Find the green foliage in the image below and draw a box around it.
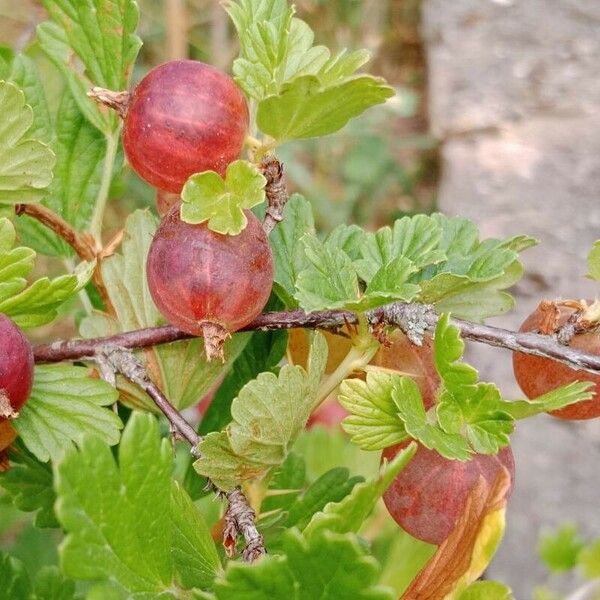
[270,194,315,307]
[0,81,54,205]
[12,365,122,463]
[587,240,600,281]
[207,528,393,599]
[38,0,141,133]
[0,441,58,528]
[225,0,393,142]
[538,524,585,572]
[194,333,327,490]
[55,413,220,597]
[0,218,93,328]
[288,213,535,319]
[457,581,514,599]
[303,443,416,538]
[181,161,267,235]
[579,539,600,579]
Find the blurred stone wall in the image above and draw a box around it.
[422,0,600,596]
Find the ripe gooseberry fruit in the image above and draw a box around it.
[146,204,273,359]
[123,60,249,193]
[0,314,34,420]
[382,442,514,545]
[513,302,600,420]
[373,331,440,410]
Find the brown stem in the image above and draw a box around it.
[32,302,600,376]
[99,346,265,560]
[15,203,116,315]
[15,203,95,261]
[261,156,288,236]
[88,87,130,119]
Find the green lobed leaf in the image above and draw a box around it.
[304,443,417,539]
[294,233,360,311]
[587,240,600,281]
[55,412,220,595]
[38,0,141,133]
[257,74,395,142]
[285,467,363,530]
[499,381,595,420]
[457,581,514,600]
[194,332,328,491]
[208,528,394,600]
[0,217,94,328]
[339,372,409,451]
[12,365,122,463]
[81,210,248,412]
[0,81,54,204]
[360,256,420,310]
[270,193,315,307]
[0,440,58,527]
[181,161,267,235]
[33,566,80,600]
[433,315,513,455]
[0,552,32,600]
[262,451,306,514]
[538,524,585,573]
[170,482,222,590]
[18,88,106,257]
[578,538,600,579]
[392,376,472,460]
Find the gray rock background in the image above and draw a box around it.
[421,0,600,596]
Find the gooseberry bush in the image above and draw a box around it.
[1,1,600,599]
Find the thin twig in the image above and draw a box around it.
[14,203,116,315]
[32,302,600,376]
[97,346,266,560]
[261,156,288,235]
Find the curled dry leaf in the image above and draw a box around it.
[401,466,511,600]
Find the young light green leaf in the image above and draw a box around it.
[361,256,420,309]
[257,74,395,142]
[17,89,106,257]
[0,440,58,527]
[434,315,513,455]
[339,372,409,451]
[56,412,220,595]
[499,381,595,420]
[38,0,141,132]
[457,581,514,600]
[0,259,95,329]
[392,377,472,460]
[195,333,328,491]
[324,224,366,261]
[587,240,600,282]
[538,524,584,572]
[294,233,360,311]
[0,81,54,203]
[285,468,363,530]
[12,365,122,463]
[270,194,315,307]
[304,443,417,538]
[579,538,600,579]
[208,529,394,600]
[181,161,267,235]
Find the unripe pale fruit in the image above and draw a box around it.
[373,331,439,410]
[0,314,34,419]
[146,204,273,338]
[513,305,600,420]
[123,60,249,193]
[382,442,514,545]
